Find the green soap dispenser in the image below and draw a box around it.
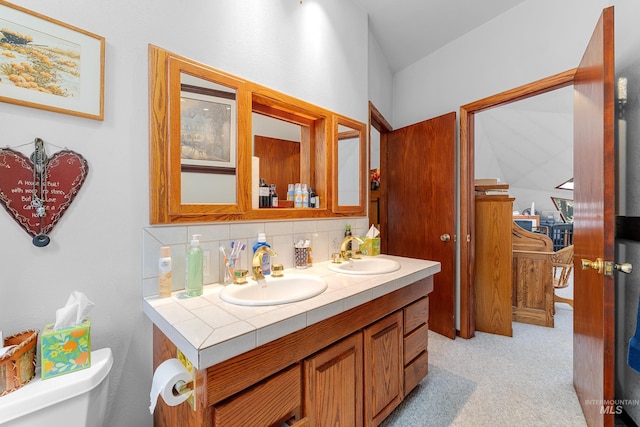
[185,234,203,297]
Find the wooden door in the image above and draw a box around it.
[254,135,300,199]
[304,333,363,427]
[386,112,456,339]
[573,7,615,426]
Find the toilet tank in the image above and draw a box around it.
[0,348,113,427]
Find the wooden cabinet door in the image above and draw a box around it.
[363,312,403,427]
[304,333,363,427]
[474,195,514,337]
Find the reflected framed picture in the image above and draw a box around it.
[0,1,105,120]
[551,197,574,223]
[180,84,236,174]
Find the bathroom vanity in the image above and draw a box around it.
[144,255,439,426]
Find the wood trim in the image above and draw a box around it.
[458,69,576,339]
[368,102,392,253]
[332,114,367,215]
[369,101,392,133]
[149,44,366,224]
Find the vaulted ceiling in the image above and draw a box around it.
[352,0,573,212]
[351,0,528,73]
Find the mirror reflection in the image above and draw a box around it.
[337,123,361,206]
[180,73,237,204]
[252,113,302,208]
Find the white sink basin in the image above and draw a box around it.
[328,257,400,275]
[219,274,327,306]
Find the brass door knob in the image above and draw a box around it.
[612,262,633,274]
[582,258,633,276]
[440,234,451,242]
[581,258,604,274]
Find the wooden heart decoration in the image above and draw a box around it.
[0,147,89,240]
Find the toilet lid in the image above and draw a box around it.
[0,348,113,424]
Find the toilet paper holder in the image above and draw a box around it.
[172,379,193,396]
[177,349,196,410]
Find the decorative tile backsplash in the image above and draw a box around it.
[142,217,369,297]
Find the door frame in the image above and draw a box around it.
[458,69,576,338]
[368,101,393,252]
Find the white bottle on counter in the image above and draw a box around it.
[158,246,172,298]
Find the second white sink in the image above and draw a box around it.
[328,257,400,275]
[219,274,327,306]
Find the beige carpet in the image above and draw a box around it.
[381,303,585,427]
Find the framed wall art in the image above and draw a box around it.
[0,1,105,120]
[180,83,237,174]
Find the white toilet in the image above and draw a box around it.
[0,348,113,427]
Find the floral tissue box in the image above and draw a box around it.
[40,318,91,380]
[360,237,380,256]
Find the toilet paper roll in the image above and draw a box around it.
[149,358,193,414]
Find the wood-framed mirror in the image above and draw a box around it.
[250,91,329,217]
[149,44,366,224]
[333,115,366,215]
[149,45,249,223]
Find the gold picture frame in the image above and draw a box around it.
[0,1,105,120]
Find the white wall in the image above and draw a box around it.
[0,1,368,425]
[366,27,394,123]
[393,0,612,129]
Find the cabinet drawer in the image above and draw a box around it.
[214,364,301,427]
[403,350,428,396]
[404,297,428,334]
[404,323,428,365]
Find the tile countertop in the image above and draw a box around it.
[143,255,441,370]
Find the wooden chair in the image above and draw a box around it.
[552,244,574,307]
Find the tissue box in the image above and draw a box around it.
[40,319,91,380]
[360,237,380,256]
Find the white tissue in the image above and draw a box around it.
[366,225,380,238]
[53,291,95,330]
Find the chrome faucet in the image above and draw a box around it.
[340,235,365,261]
[252,246,277,280]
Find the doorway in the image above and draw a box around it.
[458,69,577,338]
